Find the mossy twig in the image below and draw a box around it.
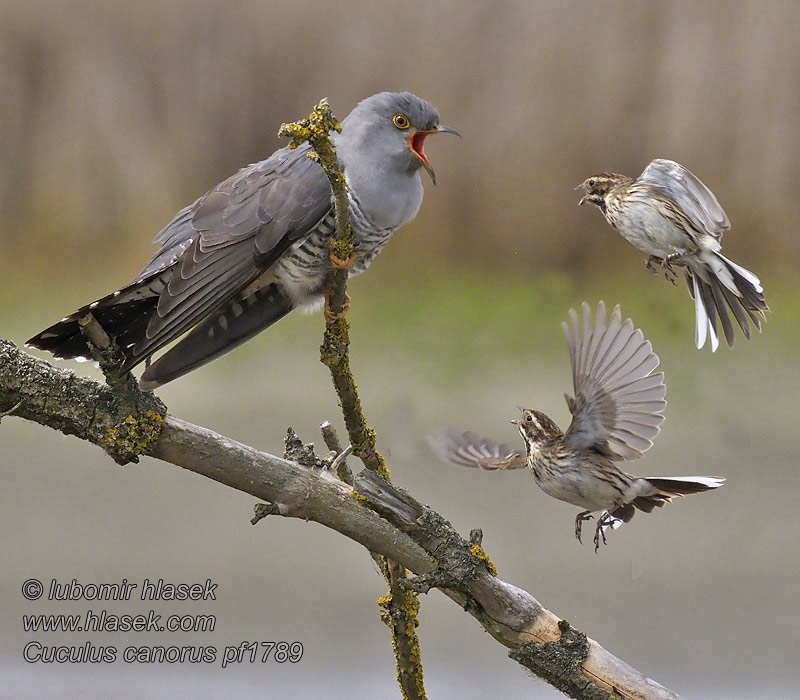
[279,100,386,477]
[280,99,424,699]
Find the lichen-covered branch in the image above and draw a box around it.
[279,100,386,476]
[279,100,423,700]
[354,470,679,700]
[0,339,679,699]
[0,338,165,465]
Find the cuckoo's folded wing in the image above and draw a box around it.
[127,143,332,366]
[28,144,331,372]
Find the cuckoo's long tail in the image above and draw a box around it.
[138,283,292,390]
[26,270,170,366]
[27,274,294,391]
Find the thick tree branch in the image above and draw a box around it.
[0,340,680,700]
[0,339,165,464]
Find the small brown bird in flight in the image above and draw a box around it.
[577,159,768,351]
[428,302,724,551]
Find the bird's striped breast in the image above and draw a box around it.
[272,190,398,302]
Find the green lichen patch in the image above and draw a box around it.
[100,410,163,465]
[378,578,425,700]
[277,99,346,189]
[469,543,498,576]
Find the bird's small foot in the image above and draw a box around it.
[574,511,594,544]
[663,262,678,285]
[323,291,352,323]
[645,257,660,276]
[329,250,357,270]
[593,512,619,552]
[593,521,608,553]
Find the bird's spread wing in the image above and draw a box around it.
[126,144,332,364]
[426,428,526,470]
[562,301,666,461]
[637,159,730,240]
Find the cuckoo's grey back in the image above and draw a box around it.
[28,92,457,390]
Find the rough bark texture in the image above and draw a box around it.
[1,338,679,700]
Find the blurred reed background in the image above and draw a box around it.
[1,2,798,699]
[2,0,800,280]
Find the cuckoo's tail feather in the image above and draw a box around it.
[686,253,768,351]
[138,283,293,391]
[26,271,169,364]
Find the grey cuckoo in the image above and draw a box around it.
[28,92,458,390]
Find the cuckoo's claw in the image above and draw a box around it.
[329,250,357,270]
[324,291,352,323]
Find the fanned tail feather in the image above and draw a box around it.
[686,252,768,350]
[607,475,724,529]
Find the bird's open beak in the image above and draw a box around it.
[575,183,588,206]
[511,405,529,424]
[409,124,460,186]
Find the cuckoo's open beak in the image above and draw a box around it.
[409,124,460,186]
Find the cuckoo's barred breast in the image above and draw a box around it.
[274,190,398,293]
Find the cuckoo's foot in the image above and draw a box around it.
[329,250,357,270]
[645,257,661,276]
[323,291,352,323]
[574,510,594,544]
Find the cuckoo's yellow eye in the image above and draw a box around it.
[392,113,410,129]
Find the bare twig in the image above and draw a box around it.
[77,312,149,407]
[251,502,281,525]
[0,399,23,424]
[320,421,354,484]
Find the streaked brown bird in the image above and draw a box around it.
[577,159,768,351]
[427,302,724,551]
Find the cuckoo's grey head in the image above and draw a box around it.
[337,91,459,186]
